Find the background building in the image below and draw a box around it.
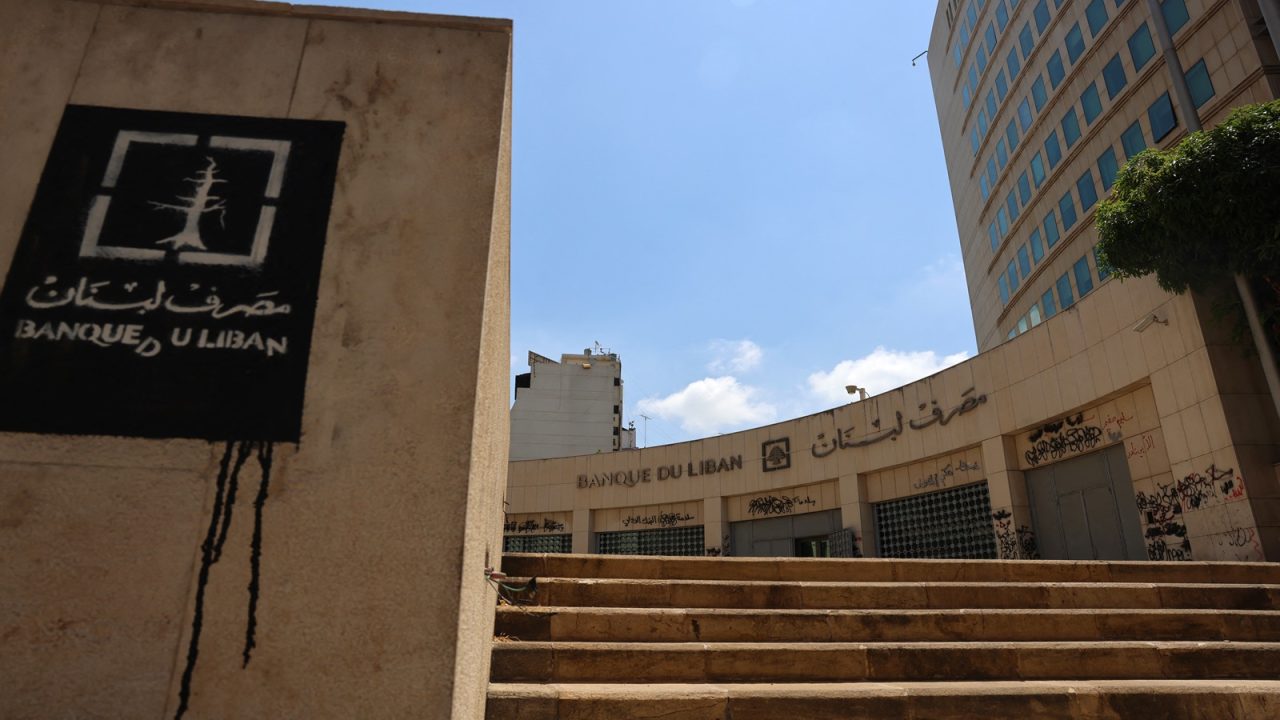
[510,346,634,462]
[504,0,1280,563]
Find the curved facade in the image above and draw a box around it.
[505,0,1280,562]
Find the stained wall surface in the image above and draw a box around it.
[0,1,511,718]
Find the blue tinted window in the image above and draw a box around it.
[1094,246,1112,280]
[960,22,971,49]
[968,2,979,26]
[1018,171,1031,205]
[1006,120,1020,151]
[1007,48,1021,79]
[999,274,1010,304]
[1018,98,1033,132]
[1081,83,1102,124]
[1162,0,1189,34]
[1047,50,1066,88]
[1030,228,1045,262]
[997,138,1009,168]
[1034,0,1051,33]
[1121,120,1146,158]
[1128,23,1156,70]
[953,45,964,68]
[1042,287,1058,318]
[1077,169,1099,210]
[1007,190,1020,221]
[986,22,998,53]
[1186,59,1215,108]
[1102,54,1127,99]
[963,84,973,109]
[1148,92,1177,140]
[1018,245,1031,277]
[998,206,1010,236]
[1056,272,1075,308]
[1065,24,1085,64]
[1044,131,1062,168]
[1061,108,1082,147]
[1059,191,1078,230]
[1044,209,1061,247]
[978,44,989,72]
[971,128,981,156]
[997,1,1010,31]
[989,222,1000,251]
[980,173,991,200]
[996,70,1009,101]
[987,157,998,185]
[1031,152,1046,186]
[1074,256,1094,296]
[986,91,998,119]
[969,63,980,91]
[1008,259,1020,291]
[1085,0,1108,37]
[1098,147,1119,190]
[1032,76,1048,111]
[1020,23,1034,58]
[978,108,990,136]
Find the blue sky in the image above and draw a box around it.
[308,0,977,445]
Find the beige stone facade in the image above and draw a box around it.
[507,0,1280,565]
[1,1,510,717]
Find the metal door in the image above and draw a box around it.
[1026,443,1145,560]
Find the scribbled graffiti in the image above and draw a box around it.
[1024,413,1104,467]
[623,512,694,528]
[504,518,566,534]
[747,494,817,517]
[913,460,981,491]
[1133,464,1248,561]
[992,508,1039,559]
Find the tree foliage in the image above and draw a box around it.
[1095,99,1280,295]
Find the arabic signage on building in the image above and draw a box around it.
[0,105,344,441]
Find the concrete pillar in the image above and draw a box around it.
[572,507,593,554]
[0,2,512,718]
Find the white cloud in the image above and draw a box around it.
[638,376,777,436]
[807,347,970,406]
[707,339,763,373]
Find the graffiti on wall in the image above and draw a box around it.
[810,387,988,459]
[1023,413,1105,467]
[992,508,1039,559]
[0,105,343,441]
[623,511,695,528]
[912,460,981,491]
[504,518,566,534]
[1134,464,1250,561]
[746,494,817,517]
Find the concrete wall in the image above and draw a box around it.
[0,1,510,717]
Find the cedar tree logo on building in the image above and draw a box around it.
[80,130,292,267]
[761,437,791,472]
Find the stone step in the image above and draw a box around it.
[503,553,1280,585]
[490,641,1280,684]
[496,606,1280,643]
[519,578,1280,610]
[486,680,1280,720]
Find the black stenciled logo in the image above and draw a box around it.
[761,437,791,472]
[0,105,345,441]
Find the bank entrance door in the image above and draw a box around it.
[1026,444,1145,560]
[730,509,841,557]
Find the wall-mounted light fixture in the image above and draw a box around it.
[1133,314,1168,333]
[846,385,868,401]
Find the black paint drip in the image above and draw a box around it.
[174,440,276,720]
[243,441,273,668]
